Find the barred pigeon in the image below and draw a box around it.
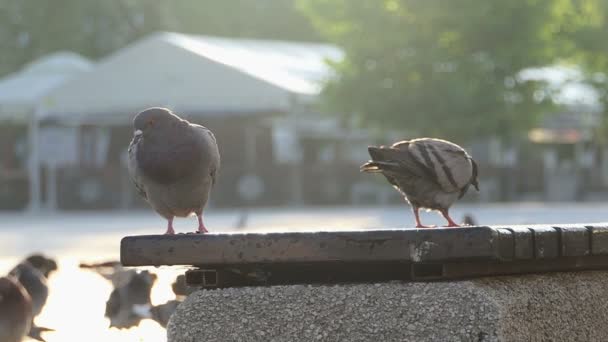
[128,107,220,234]
[0,276,32,342]
[150,300,181,328]
[9,256,57,342]
[25,254,57,279]
[104,270,157,329]
[10,261,54,341]
[361,138,479,228]
[10,262,48,321]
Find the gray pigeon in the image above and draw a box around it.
[361,138,479,228]
[10,262,48,319]
[171,274,194,298]
[105,270,157,329]
[10,261,54,341]
[128,107,221,234]
[79,260,135,288]
[24,254,57,279]
[0,276,32,342]
[150,299,181,328]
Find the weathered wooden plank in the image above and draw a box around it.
[588,225,608,255]
[554,226,590,257]
[506,227,534,260]
[528,226,559,259]
[121,226,501,266]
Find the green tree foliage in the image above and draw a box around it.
[298,0,577,141]
[553,0,608,145]
[0,0,320,76]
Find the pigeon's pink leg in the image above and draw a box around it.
[165,217,175,235]
[413,207,433,228]
[196,214,208,234]
[440,209,461,227]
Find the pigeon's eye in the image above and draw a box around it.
[147,120,155,127]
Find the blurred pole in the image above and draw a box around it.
[245,126,257,169]
[287,95,303,206]
[46,164,57,211]
[120,150,131,209]
[26,107,42,212]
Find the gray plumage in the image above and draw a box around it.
[105,270,157,329]
[128,107,220,234]
[9,262,48,318]
[150,300,181,328]
[361,138,479,228]
[25,254,57,279]
[171,274,195,298]
[79,260,135,288]
[0,276,32,342]
[8,261,55,341]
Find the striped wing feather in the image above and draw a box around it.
[367,142,439,185]
[406,138,473,193]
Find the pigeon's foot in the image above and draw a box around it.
[440,210,461,228]
[164,218,175,235]
[412,207,433,228]
[196,214,208,234]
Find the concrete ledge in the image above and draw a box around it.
[121,225,608,267]
[120,226,503,266]
[167,271,608,342]
[121,224,608,286]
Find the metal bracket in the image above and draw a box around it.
[186,269,219,288]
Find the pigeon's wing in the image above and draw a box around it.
[105,289,121,318]
[127,135,147,200]
[192,125,220,186]
[136,124,215,185]
[408,138,474,193]
[9,263,48,317]
[362,141,441,187]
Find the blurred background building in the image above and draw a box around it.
[0,32,377,210]
[1,31,608,211]
[2,1,608,211]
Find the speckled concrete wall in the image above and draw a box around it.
[168,271,608,342]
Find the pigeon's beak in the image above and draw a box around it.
[134,129,143,137]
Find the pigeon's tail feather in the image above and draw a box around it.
[79,261,121,269]
[360,160,401,173]
[360,161,382,173]
[367,146,385,161]
[362,146,406,173]
[367,146,405,161]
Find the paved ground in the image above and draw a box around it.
[1,203,608,341]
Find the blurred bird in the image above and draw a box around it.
[79,260,135,288]
[24,254,57,279]
[150,300,181,328]
[361,138,479,228]
[128,107,221,235]
[0,276,32,342]
[171,274,195,298]
[462,213,478,226]
[9,262,54,341]
[105,270,157,329]
[10,263,48,319]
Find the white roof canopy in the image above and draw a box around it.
[43,32,343,123]
[0,52,93,119]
